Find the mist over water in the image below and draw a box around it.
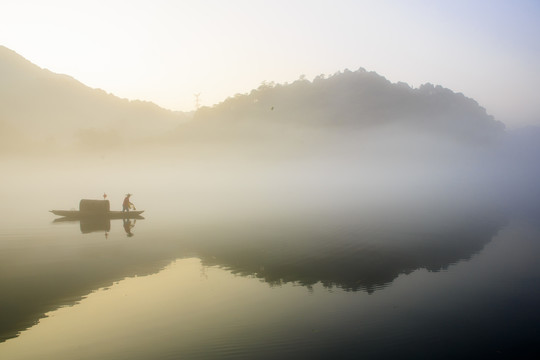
[2,48,540,358]
[2,128,537,357]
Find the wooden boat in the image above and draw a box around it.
[50,199,144,219]
[50,209,144,219]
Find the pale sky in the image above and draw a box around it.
[1,0,539,127]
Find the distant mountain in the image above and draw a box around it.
[1,45,508,155]
[187,69,505,144]
[0,46,188,152]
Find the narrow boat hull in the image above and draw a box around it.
[50,210,144,219]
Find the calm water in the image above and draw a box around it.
[1,160,539,359]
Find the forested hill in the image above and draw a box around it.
[191,69,505,143]
[0,45,187,151]
[1,45,508,154]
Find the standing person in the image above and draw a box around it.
[123,194,134,212]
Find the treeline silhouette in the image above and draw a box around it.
[184,68,505,144]
[1,45,512,155]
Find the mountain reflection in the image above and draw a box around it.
[0,203,504,343]
[191,212,504,293]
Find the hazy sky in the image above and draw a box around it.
[1,0,539,127]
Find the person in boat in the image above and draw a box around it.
[122,194,135,212]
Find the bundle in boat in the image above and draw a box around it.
[79,199,110,213]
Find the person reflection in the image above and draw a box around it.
[123,219,136,237]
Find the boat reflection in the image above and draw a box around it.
[52,217,142,236]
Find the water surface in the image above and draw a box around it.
[1,160,539,359]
